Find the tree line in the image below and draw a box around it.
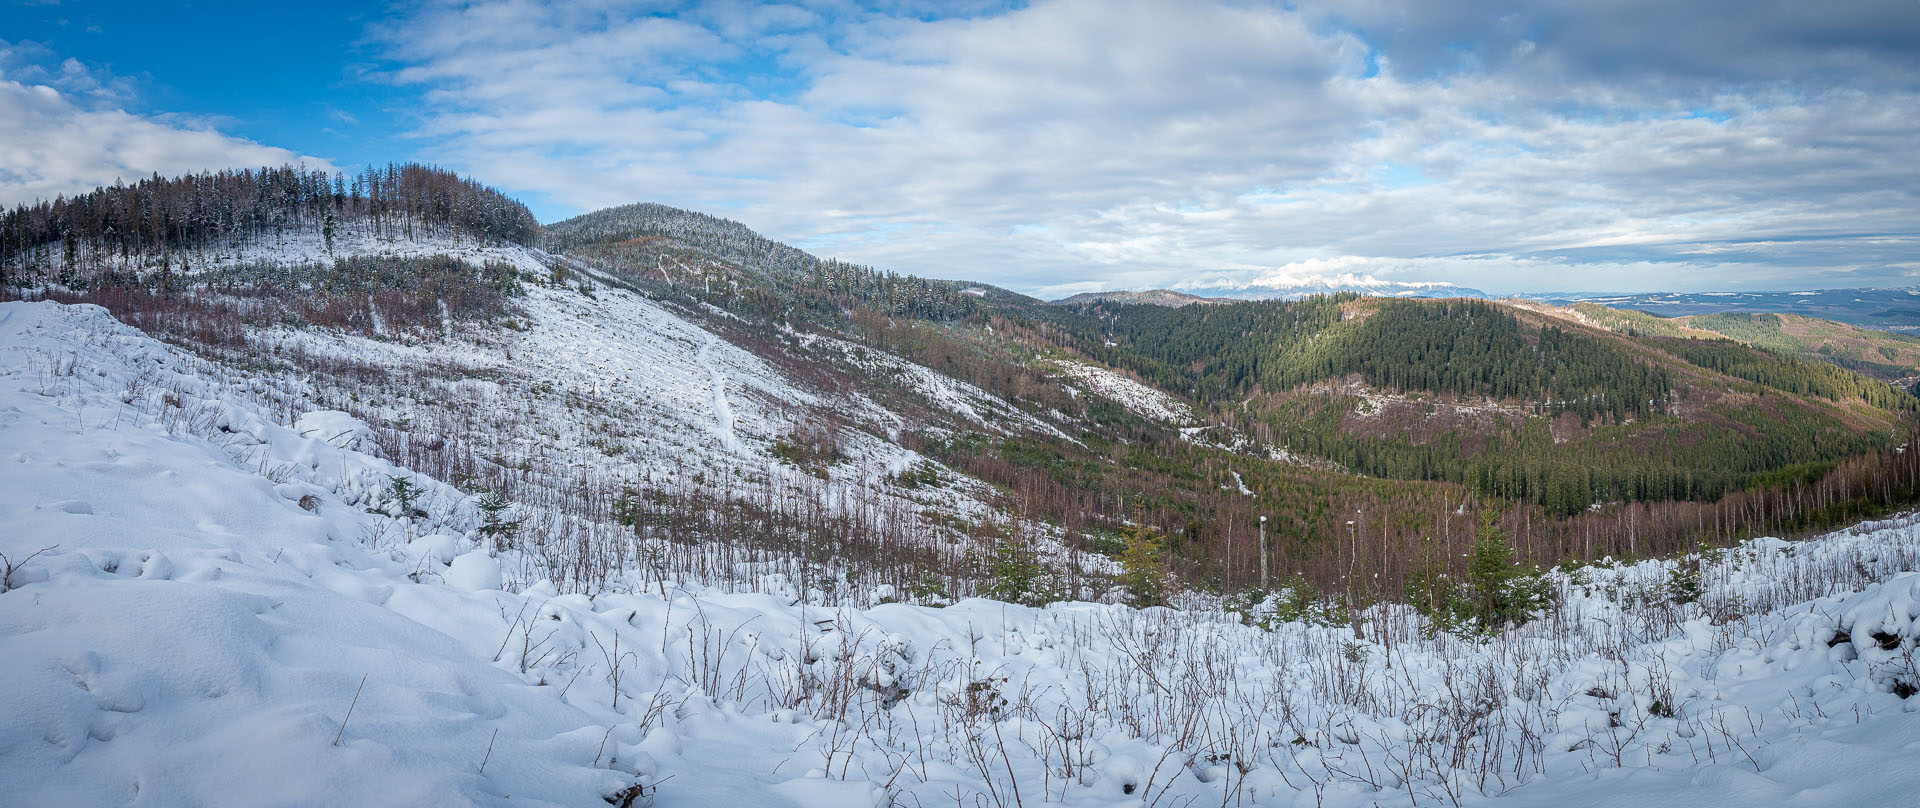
[552,203,980,323]
[1,163,539,285]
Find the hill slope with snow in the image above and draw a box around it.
[21,182,1920,607]
[4,298,1919,807]
[19,212,1126,600]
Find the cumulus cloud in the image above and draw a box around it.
[374,0,1920,294]
[0,48,331,208]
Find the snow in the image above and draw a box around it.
[695,333,742,454]
[5,296,1920,807]
[234,247,1007,563]
[85,222,1086,572]
[786,326,1078,443]
[293,409,379,453]
[0,301,636,806]
[445,550,503,591]
[42,220,554,280]
[1050,358,1194,424]
[38,224,1074,593]
[1229,470,1254,496]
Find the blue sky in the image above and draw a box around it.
[3,2,406,177]
[3,0,1917,297]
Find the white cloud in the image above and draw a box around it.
[374,0,1920,295]
[0,53,331,208]
[1170,254,1777,296]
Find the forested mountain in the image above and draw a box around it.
[1049,288,1227,307]
[1561,304,1920,383]
[0,163,544,339]
[1546,287,1920,330]
[543,202,816,268]
[5,167,1920,607]
[1043,297,1673,418]
[547,203,980,322]
[533,201,1920,594]
[988,290,1917,535]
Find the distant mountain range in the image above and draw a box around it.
[1054,281,1920,333]
[1054,277,1487,305]
[1190,276,1488,301]
[1534,288,1920,331]
[1050,289,1230,307]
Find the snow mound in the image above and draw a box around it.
[445,550,503,592]
[294,409,379,454]
[1772,571,1920,697]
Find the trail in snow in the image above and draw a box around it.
[1229,470,1254,496]
[697,333,741,453]
[366,294,386,336]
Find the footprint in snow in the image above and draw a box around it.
[41,499,94,515]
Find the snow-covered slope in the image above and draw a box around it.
[6,298,1920,807]
[34,219,549,278]
[1050,358,1194,424]
[0,301,636,805]
[787,326,1078,442]
[105,224,1089,599]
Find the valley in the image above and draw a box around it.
[3,165,1919,807]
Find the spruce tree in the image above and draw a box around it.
[1118,517,1168,608]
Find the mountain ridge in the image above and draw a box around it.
[5,170,1919,597]
[1050,288,1229,307]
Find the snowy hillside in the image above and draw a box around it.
[1050,358,1195,425]
[5,182,1154,605]
[232,241,1105,592]
[5,297,1919,807]
[44,219,549,277]
[114,219,1153,607]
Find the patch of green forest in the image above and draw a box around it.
[987,294,1913,517]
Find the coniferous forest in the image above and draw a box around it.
[0,162,538,283]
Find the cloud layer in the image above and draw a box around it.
[16,2,1914,296]
[369,0,1920,294]
[0,45,330,208]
